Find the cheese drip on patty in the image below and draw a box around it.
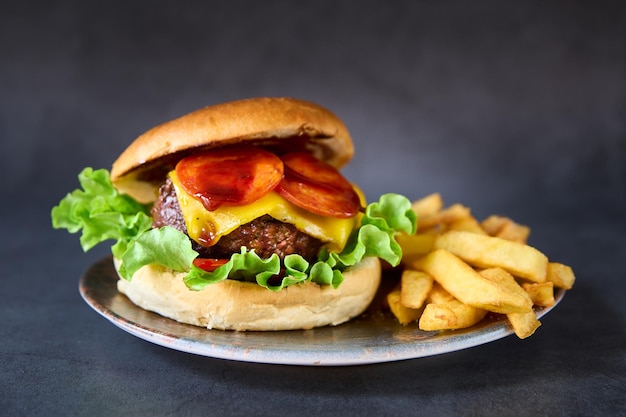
[168,171,361,253]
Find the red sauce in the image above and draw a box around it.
[192,258,229,272]
[175,145,284,211]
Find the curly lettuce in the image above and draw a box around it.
[51,168,153,258]
[52,168,417,292]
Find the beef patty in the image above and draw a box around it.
[151,179,324,261]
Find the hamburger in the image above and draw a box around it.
[52,97,416,331]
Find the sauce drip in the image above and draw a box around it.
[175,146,284,211]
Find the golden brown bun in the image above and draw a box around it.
[110,97,354,202]
[116,257,381,331]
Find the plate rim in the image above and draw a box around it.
[79,256,565,366]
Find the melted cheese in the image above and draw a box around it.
[169,171,361,253]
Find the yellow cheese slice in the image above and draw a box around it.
[169,171,360,253]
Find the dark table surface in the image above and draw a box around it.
[2,1,624,416]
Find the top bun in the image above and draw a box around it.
[110,97,354,202]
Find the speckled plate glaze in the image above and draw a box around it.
[79,257,565,366]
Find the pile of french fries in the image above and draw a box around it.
[386,193,575,339]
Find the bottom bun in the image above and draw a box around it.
[115,257,381,331]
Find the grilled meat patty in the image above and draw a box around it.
[151,179,324,261]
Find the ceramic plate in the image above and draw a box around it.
[79,257,565,366]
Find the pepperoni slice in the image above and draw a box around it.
[175,146,284,211]
[276,152,361,218]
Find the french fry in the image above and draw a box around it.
[496,221,530,243]
[522,282,555,307]
[418,204,472,230]
[546,262,576,290]
[448,216,488,235]
[481,215,531,243]
[481,215,510,235]
[426,281,456,304]
[396,233,436,265]
[400,270,434,309]
[412,250,533,314]
[419,301,488,331]
[411,193,443,218]
[478,268,531,301]
[387,290,421,325]
[506,311,542,339]
[385,194,574,339]
[416,225,448,235]
[433,230,548,282]
[478,268,541,338]
[419,283,487,331]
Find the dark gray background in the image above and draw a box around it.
[2,1,625,416]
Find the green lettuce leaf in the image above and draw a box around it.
[118,226,197,280]
[320,193,417,270]
[184,247,280,290]
[183,249,311,291]
[309,261,344,288]
[51,168,152,256]
[362,193,417,235]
